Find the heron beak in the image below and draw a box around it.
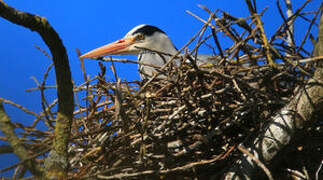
[80,37,136,59]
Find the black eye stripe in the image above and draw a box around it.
[131,25,166,36]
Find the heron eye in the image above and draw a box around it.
[136,34,145,41]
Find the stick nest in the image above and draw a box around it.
[67,4,320,178]
[2,2,322,179]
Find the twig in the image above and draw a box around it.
[237,145,274,180]
[97,155,223,179]
[316,160,323,180]
[0,98,42,120]
[284,0,295,48]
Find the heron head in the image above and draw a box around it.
[80,24,176,59]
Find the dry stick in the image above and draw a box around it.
[77,49,90,120]
[237,145,273,180]
[270,0,312,43]
[0,103,42,176]
[74,76,98,91]
[269,45,313,77]
[189,34,213,58]
[186,18,218,64]
[25,86,57,92]
[222,11,253,33]
[0,161,23,174]
[173,123,228,158]
[276,1,295,47]
[31,48,56,125]
[210,25,225,59]
[232,79,247,101]
[30,98,58,129]
[74,84,89,133]
[285,168,308,179]
[24,76,54,134]
[252,9,277,67]
[214,16,239,42]
[31,76,41,87]
[291,55,323,63]
[0,145,13,154]
[297,4,323,55]
[97,155,223,179]
[0,146,50,174]
[35,45,56,122]
[226,18,260,65]
[252,0,257,12]
[200,4,252,34]
[284,0,295,47]
[0,98,42,120]
[224,16,245,42]
[13,165,25,179]
[73,100,112,116]
[110,60,126,130]
[87,92,102,122]
[215,10,261,65]
[188,5,264,66]
[214,33,226,53]
[193,13,212,62]
[28,64,55,129]
[33,45,56,123]
[40,63,55,127]
[316,160,323,180]
[186,9,216,29]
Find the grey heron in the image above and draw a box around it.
[80,24,215,79]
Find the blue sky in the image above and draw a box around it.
[0,0,320,177]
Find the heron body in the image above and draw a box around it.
[80,24,215,79]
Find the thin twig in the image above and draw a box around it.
[237,145,274,180]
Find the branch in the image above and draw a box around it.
[0,103,42,176]
[0,1,74,179]
[284,0,295,47]
[223,13,323,180]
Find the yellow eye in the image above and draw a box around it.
[136,34,145,41]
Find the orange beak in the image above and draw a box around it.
[80,37,136,59]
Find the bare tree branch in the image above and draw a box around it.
[0,0,74,179]
[0,103,42,177]
[284,0,295,47]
